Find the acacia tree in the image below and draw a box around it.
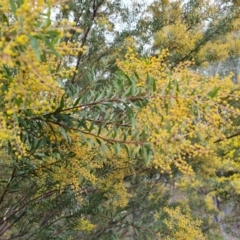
[0,0,153,239]
[0,0,240,240]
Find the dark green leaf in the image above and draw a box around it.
[9,0,17,14]
[209,87,220,98]
[42,36,61,57]
[29,35,41,61]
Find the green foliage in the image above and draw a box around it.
[0,0,240,239]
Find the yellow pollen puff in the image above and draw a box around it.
[6,109,13,115]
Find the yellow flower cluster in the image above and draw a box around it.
[0,0,84,159]
[117,49,240,178]
[97,149,133,209]
[154,23,202,55]
[163,207,206,240]
[74,218,95,232]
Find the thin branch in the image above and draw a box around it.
[71,0,105,83]
[44,95,149,116]
[0,189,56,227]
[0,210,27,236]
[47,119,145,145]
[49,221,74,238]
[85,118,131,127]
[214,130,240,143]
[0,168,16,205]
